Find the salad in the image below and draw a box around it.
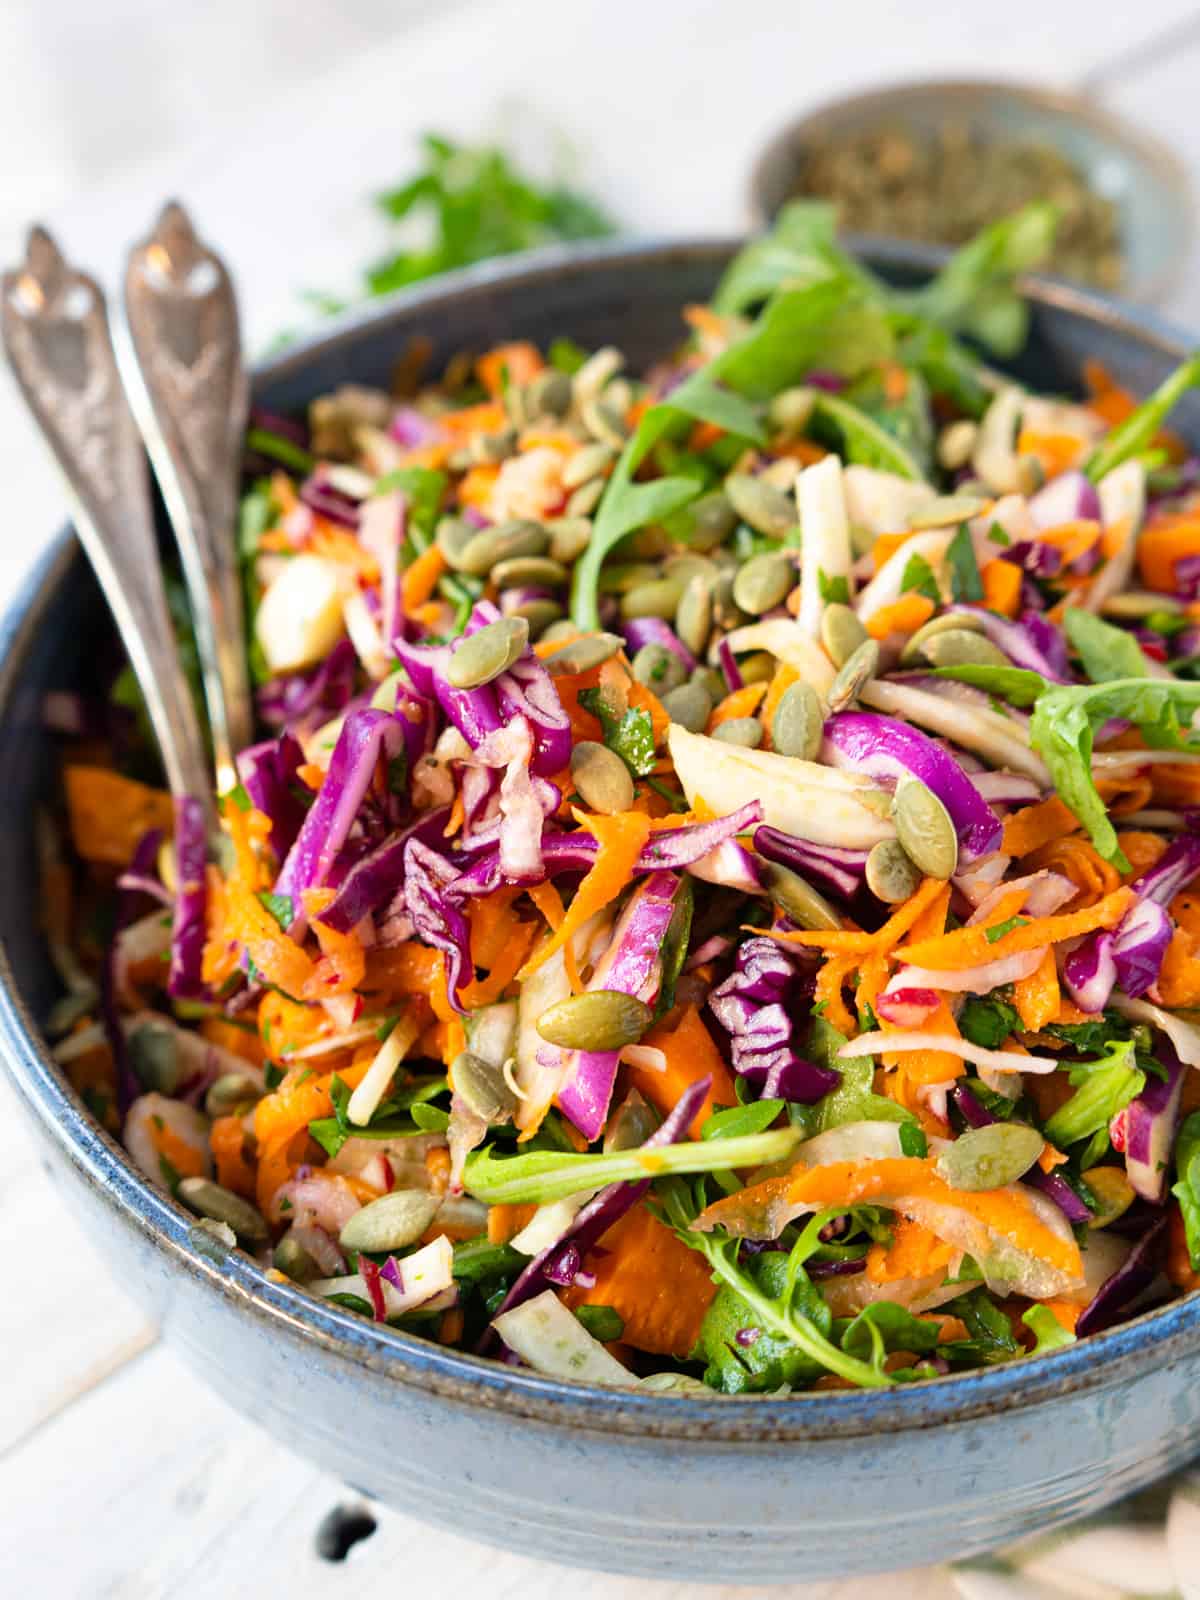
[46,203,1200,1395]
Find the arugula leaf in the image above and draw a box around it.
[809,391,924,480]
[837,1301,942,1365]
[893,320,991,418]
[1064,607,1151,684]
[1045,1014,1133,1054]
[932,663,1047,705]
[1171,1110,1200,1272]
[1021,1304,1076,1355]
[701,1100,785,1141]
[844,365,935,478]
[958,996,1020,1050]
[796,1020,914,1132]
[577,688,657,777]
[372,466,447,553]
[411,1102,451,1132]
[711,200,879,315]
[451,1237,526,1285]
[1043,1040,1145,1148]
[695,1247,836,1393]
[463,1125,802,1205]
[901,552,942,604]
[1029,677,1200,866]
[895,202,1059,357]
[1085,352,1200,482]
[946,523,984,602]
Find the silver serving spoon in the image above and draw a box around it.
[115,201,252,797]
[1,226,216,830]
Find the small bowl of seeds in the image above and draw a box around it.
[748,78,1194,302]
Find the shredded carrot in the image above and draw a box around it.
[1168,1203,1200,1291]
[310,523,379,581]
[303,890,367,997]
[1013,948,1061,1033]
[439,400,507,436]
[903,882,952,946]
[771,437,827,465]
[487,1203,537,1245]
[518,811,652,977]
[1022,835,1120,909]
[1016,429,1085,478]
[64,766,174,867]
[224,876,316,998]
[400,544,447,614]
[1037,519,1102,568]
[900,887,1134,972]
[459,921,537,1008]
[814,954,859,1036]
[364,943,454,1022]
[477,342,543,398]
[457,462,501,510]
[199,1016,263,1067]
[1149,761,1200,808]
[631,1004,736,1136]
[210,1114,256,1198]
[865,1216,953,1284]
[1137,512,1200,593]
[872,529,917,570]
[864,592,935,640]
[1116,831,1168,882]
[687,420,725,452]
[149,1119,208,1183]
[707,681,768,730]
[980,557,1022,618]
[772,876,947,955]
[426,1145,452,1197]
[1003,796,1080,857]
[527,880,565,930]
[1040,1299,1082,1334]
[563,1203,717,1358]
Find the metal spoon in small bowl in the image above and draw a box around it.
[114,201,252,798]
[1,226,217,832]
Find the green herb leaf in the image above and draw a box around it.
[463,1126,802,1206]
[655,878,693,1019]
[411,1102,451,1133]
[898,1123,929,1158]
[574,1304,625,1342]
[257,892,294,931]
[900,552,942,604]
[1171,1110,1200,1272]
[1085,352,1200,482]
[985,915,1025,944]
[451,1237,527,1285]
[818,569,851,605]
[1043,1040,1145,1148]
[1064,607,1151,684]
[577,688,657,777]
[946,523,984,602]
[701,1100,785,1141]
[838,1301,942,1365]
[371,466,447,552]
[958,997,1020,1050]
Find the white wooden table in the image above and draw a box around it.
[4,3,1200,1594]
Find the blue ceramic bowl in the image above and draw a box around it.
[3,240,1200,1584]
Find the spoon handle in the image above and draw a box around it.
[2,227,215,826]
[117,201,252,795]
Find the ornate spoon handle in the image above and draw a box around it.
[2,226,215,825]
[117,201,252,794]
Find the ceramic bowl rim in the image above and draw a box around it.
[4,233,1199,1444]
[745,74,1197,305]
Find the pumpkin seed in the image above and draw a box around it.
[572,346,624,406]
[546,516,592,564]
[893,776,958,879]
[691,665,726,702]
[570,740,635,814]
[536,990,654,1052]
[935,1123,1045,1192]
[767,385,817,437]
[1100,591,1182,620]
[772,681,824,761]
[820,602,869,668]
[128,1020,180,1094]
[687,491,738,550]
[468,426,518,465]
[274,1234,319,1282]
[660,681,711,733]
[1015,455,1046,497]
[505,597,562,638]
[920,628,1010,669]
[562,441,617,490]
[178,1177,270,1244]
[539,619,581,647]
[527,368,574,419]
[621,576,686,620]
[205,1072,263,1119]
[458,518,548,577]
[907,494,988,531]
[492,555,569,591]
[725,473,796,538]
[600,562,659,594]
[712,716,763,748]
[865,839,923,904]
[503,383,533,429]
[937,419,979,472]
[900,609,986,664]
[732,550,795,615]
[758,860,842,931]
[543,631,624,676]
[827,638,879,712]
[675,575,713,658]
[543,632,623,677]
[632,642,687,694]
[566,478,606,517]
[446,617,529,689]
[737,650,777,685]
[340,1189,440,1254]
[580,396,628,450]
[710,569,746,629]
[1082,1165,1136,1229]
[452,1049,518,1124]
[435,516,479,571]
